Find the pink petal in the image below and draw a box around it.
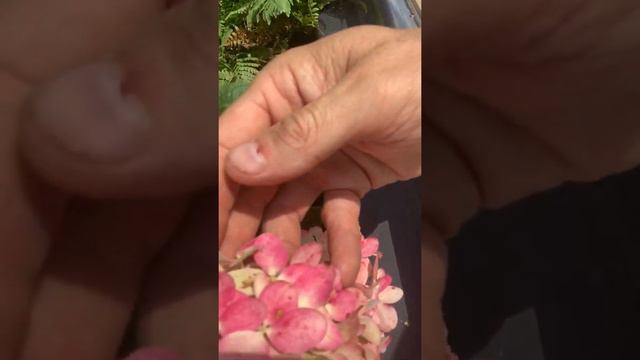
[302,228,330,262]
[361,237,379,258]
[378,286,403,304]
[290,242,323,265]
[219,297,267,336]
[258,281,298,324]
[279,264,335,308]
[219,272,242,316]
[219,271,235,293]
[371,304,398,333]
[316,304,331,316]
[241,233,289,276]
[267,308,328,354]
[377,274,392,292]
[277,263,306,283]
[219,330,270,357]
[355,259,370,286]
[315,316,343,351]
[326,288,359,321]
[219,289,247,319]
[380,336,392,353]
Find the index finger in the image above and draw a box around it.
[218,46,323,242]
[218,88,270,243]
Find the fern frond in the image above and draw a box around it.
[247,0,293,26]
[219,0,337,115]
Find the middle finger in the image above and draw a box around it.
[220,185,276,257]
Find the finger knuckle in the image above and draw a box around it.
[276,107,321,150]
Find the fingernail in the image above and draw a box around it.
[122,347,184,360]
[227,142,267,175]
[32,61,149,162]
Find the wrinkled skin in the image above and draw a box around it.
[424,0,640,358]
[0,0,216,359]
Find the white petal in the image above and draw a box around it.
[360,317,383,346]
[378,286,404,304]
[219,330,269,355]
[228,268,265,296]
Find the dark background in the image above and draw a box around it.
[444,166,640,360]
[360,179,422,360]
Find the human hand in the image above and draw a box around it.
[218,25,421,286]
[0,0,216,359]
[424,0,640,358]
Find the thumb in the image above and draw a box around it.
[225,81,369,186]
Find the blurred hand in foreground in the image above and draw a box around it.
[0,0,216,358]
[424,0,640,358]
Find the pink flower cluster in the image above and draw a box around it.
[218,228,404,359]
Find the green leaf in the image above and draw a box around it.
[219,80,251,115]
[246,0,293,26]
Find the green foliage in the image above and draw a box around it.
[219,53,262,83]
[218,0,334,114]
[219,80,251,114]
[247,0,293,26]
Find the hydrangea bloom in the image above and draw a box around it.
[218,228,405,359]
